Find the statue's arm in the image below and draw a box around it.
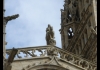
[4,14,19,21]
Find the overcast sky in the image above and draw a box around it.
[5,0,64,49]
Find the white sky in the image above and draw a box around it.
[5,0,64,49]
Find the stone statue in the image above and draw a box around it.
[3,14,19,25]
[46,24,56,46]
[3,9,19,25]
[49,26,55,39]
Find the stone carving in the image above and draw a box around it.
[3,10,19,57]
[65,54,74,61]
[47,47,58,56]
[40,50,47,56]
[64,0,80,22]
[3,14,19,25]
[90,26,97,35]
[46,24,56,46]
[6,46,96,70]
[71,0,79,21]
[49,38,56,46]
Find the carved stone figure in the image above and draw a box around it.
[3,14,19,25]
[49,26,55,39]
[46,24,51,45]
[49,38,56,46]
[46,24,56,45]
[3,9,19,25]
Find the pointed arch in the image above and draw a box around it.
[67,27,74,39]
[27,64,68,70]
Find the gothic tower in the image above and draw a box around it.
[60,0,97,63]
[60,0,80,49]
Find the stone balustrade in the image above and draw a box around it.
[6,45,96,70]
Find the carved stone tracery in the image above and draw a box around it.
[6,46,97,70]
[64,0,80,23]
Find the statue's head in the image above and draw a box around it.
[48,24,51,27]
[16,14,19,17]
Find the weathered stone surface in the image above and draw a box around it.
[45,24,56,46]
[3,9,19,70]
[4,0,97,70]
[60,0,97,65]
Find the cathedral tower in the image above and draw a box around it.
[60,0,97,63]
[60,0,80,49]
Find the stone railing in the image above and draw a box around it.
[6,45,96,70]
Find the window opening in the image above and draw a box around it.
[68,28,74,39]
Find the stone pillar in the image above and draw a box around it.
[3,13,19,70]
[3,0,6,67]
[93,0,97,27]
[3,3,6,69]
[3,19,6,59]
[3,0,5,57]
[3,14,19,59]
